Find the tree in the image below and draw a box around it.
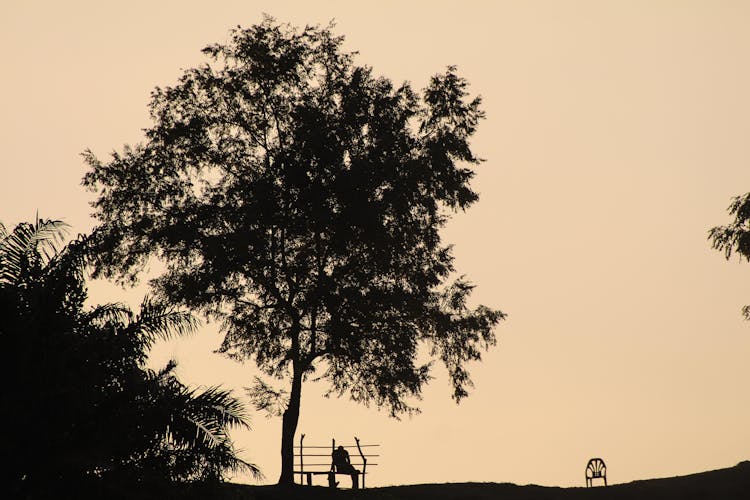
[710,192,750,318]
[82,17,505,484]
[0,219,258,491]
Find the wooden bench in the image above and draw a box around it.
[294,435,379,489]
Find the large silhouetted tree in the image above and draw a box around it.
[0,219,258,492]
[710,192,750,317]
[83,17,504,484]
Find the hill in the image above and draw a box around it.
[23,461,750,500]
[228,460,750,500]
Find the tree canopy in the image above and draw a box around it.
[0,219,258,493]
[710,192,750,318]
[83,17,504,484]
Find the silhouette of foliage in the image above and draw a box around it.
[710,193,750,318]
[246,376,290,418]
[82,16,504,484]
[0,219,258,493]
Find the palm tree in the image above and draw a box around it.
[0,216,69,284]
[130,361,258,482]
[1,218,260,489]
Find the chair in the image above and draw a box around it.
[585,458,607,487]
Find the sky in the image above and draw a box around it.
[2,0,750,488]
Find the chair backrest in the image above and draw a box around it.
[586,458,606,478]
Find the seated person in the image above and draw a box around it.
[331,445,359,489]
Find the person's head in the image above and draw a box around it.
[338,446,344,451]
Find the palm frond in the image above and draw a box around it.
[187,417,224,448]
[131,296,200,348]
[165,385,250,452]
[32,218,70,262]
[0,219,69,284]
[220,448,264,480]
[191,386,251,431]
[82,302,133,326]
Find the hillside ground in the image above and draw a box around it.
[18,460,750,500]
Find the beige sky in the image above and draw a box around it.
[2,0,750,488]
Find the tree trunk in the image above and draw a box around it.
[278,361,303,485]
